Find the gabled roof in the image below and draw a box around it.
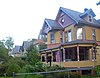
[12,46,21,53]
[41,18,63,35]
[45,19,63,30]
[60,7,100,28]
[22,41,33,50]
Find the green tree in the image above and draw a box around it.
[6,63,21,76]
[26,45,40,65]
[0,46,8,62]
[4,36,14,50]
[0,44,9,75]
[0,40,5,48]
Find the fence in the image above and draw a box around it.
[13,70,70,78]
[12,68,93,78]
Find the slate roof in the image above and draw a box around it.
[80,8,96,17]
[60,7,100,28]
[22,41,33,50]
[12,46,21,53]
[45,19,63,30]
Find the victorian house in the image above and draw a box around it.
[39,7,100,74]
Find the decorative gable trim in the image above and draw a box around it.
[43,19,52,34]
[60,7,78,24]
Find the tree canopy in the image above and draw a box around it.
[4,36,14,50]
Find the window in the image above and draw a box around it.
[89,15,93,22]
[68,30,72,42]
[92,29,96,40]
[77,27,83,39]
[66,30,72,42]
[60,32,63,43]
[50,33,55,43]
[79,47,89,61]
[61,18,65,24]
[65,47,77,61]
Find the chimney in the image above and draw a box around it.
[84,8,88,12]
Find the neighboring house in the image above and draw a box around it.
[33,38,47,51]
[9,46,22,57]
[20,41,33,57]
[39,7,100,75]
[9,41,33,57]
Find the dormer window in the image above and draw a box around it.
[61,18,65,24]
[89,15,93,22]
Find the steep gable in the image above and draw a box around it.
[41,19,63,35]
[56,7,76,28]
[56,7,100,28]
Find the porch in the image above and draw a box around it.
[40,43,96,68]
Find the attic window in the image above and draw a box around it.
[61,18,65,24]
[89,15,93,22]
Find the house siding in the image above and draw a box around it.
[85,26,100,41]
[85,26,93,40]
[96,28,100,41]
[47,31,61,48]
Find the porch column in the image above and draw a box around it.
[45,53,47,63]
[40,54,42,61]
[63,48,66,62]
[59,48,63,67]
[77,46,80,61]
[51,51,53,62]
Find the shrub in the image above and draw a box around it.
[0,63,8,76]
[47,65,65,71]
[95,66,100,77]
[70,72,81,78]
[19,64,34,73]
[17,74,44,78]
[43,72,81,78]
[6,63,21,76]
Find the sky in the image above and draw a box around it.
[0,0,100,46]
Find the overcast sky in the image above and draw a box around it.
[0,0,100,45]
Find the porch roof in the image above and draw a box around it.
[39,46,61,53]
[39,40,96,53]
[61,40,96,46]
